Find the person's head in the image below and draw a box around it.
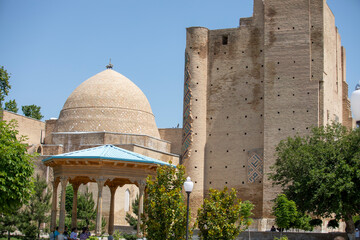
[82,227,86,233]
[56,227,59,231]
[65,226,68,231]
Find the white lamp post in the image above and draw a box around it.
[184,177,194,240]
[351,82,360,126]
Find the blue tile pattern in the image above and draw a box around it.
[248,152,263,183]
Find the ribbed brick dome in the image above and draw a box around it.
[54,69,160,138]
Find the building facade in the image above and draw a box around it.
[182,0,354,230]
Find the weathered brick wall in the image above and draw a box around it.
[205,3,265,218]
[1,110,45,147]
[262,0,320,222]
[158,128,182,155]
[322,5,343,124]
[183,26,209,219]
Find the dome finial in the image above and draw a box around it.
[106,58,113,69]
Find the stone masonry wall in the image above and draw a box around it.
[262,0,321,220]
[205,7,264,217]
[158,128,182,155]
[183,27,209,219]
[1,110,45,148]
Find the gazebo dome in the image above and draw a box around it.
[54,69,160,138]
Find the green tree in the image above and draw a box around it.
[0,120,34,213]
[77,188,96,228]
[144,164,187,240]
[22,104,43,120]
[4,99,18,113]
[269,123,360,234]
[272,194,297,232]
[18,174,52,239]
[125,195,139,230]
[0,66,11,108]
[272,194,300,237]
[65,184,74,216]
[196,187,254,240]
[0,210,20,240]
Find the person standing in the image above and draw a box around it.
[355,228,359,240]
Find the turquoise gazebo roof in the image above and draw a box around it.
[42,144,173,166]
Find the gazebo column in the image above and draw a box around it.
[108,185,118,236]
[71,182,80,228]
[59,176,68,233]
[50,178,60,232]
[137,180,146,238]
[95,177,107,236]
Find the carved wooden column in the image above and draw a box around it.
[59,176,68,233]
[136,180,146,238]
[50,178,60,231]
[71,182,80,228]
[108,185,118,236]
[95,177,106,236]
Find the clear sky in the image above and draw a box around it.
[0,0,359,128]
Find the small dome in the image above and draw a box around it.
[54,69,160,138]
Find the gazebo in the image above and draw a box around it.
[43,144,172,238]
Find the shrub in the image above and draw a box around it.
[196,187,254,240]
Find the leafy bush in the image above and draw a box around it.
[196,187,254,240]
[144,163,188,240]
[112,230,122,240]
[273,194,313,232]
[122,233,137,240]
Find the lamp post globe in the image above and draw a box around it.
[351,82,360,126]
[184,177,193,240]
[184,177,194,193]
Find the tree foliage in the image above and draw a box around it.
[196,187,254,240]
[22,104,43,120]
[0,120,34,213]
[65,184,74,216]
[144,164,187,240]
[77,188,97,228]
[125,194,139,230]
[269,123,360,233]
[0,66,11,108]
[272,194,297,231]
[0,210,20,240]
[272,194,312,233]
[18,174,52,239]
[4,99,18,113]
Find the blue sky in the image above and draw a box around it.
[0,0,359,128]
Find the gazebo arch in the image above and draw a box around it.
[43,144,172,238]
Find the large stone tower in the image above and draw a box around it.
[182,0,354,230]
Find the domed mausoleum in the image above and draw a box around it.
[41,66,182,229]
[55,69,160,138]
